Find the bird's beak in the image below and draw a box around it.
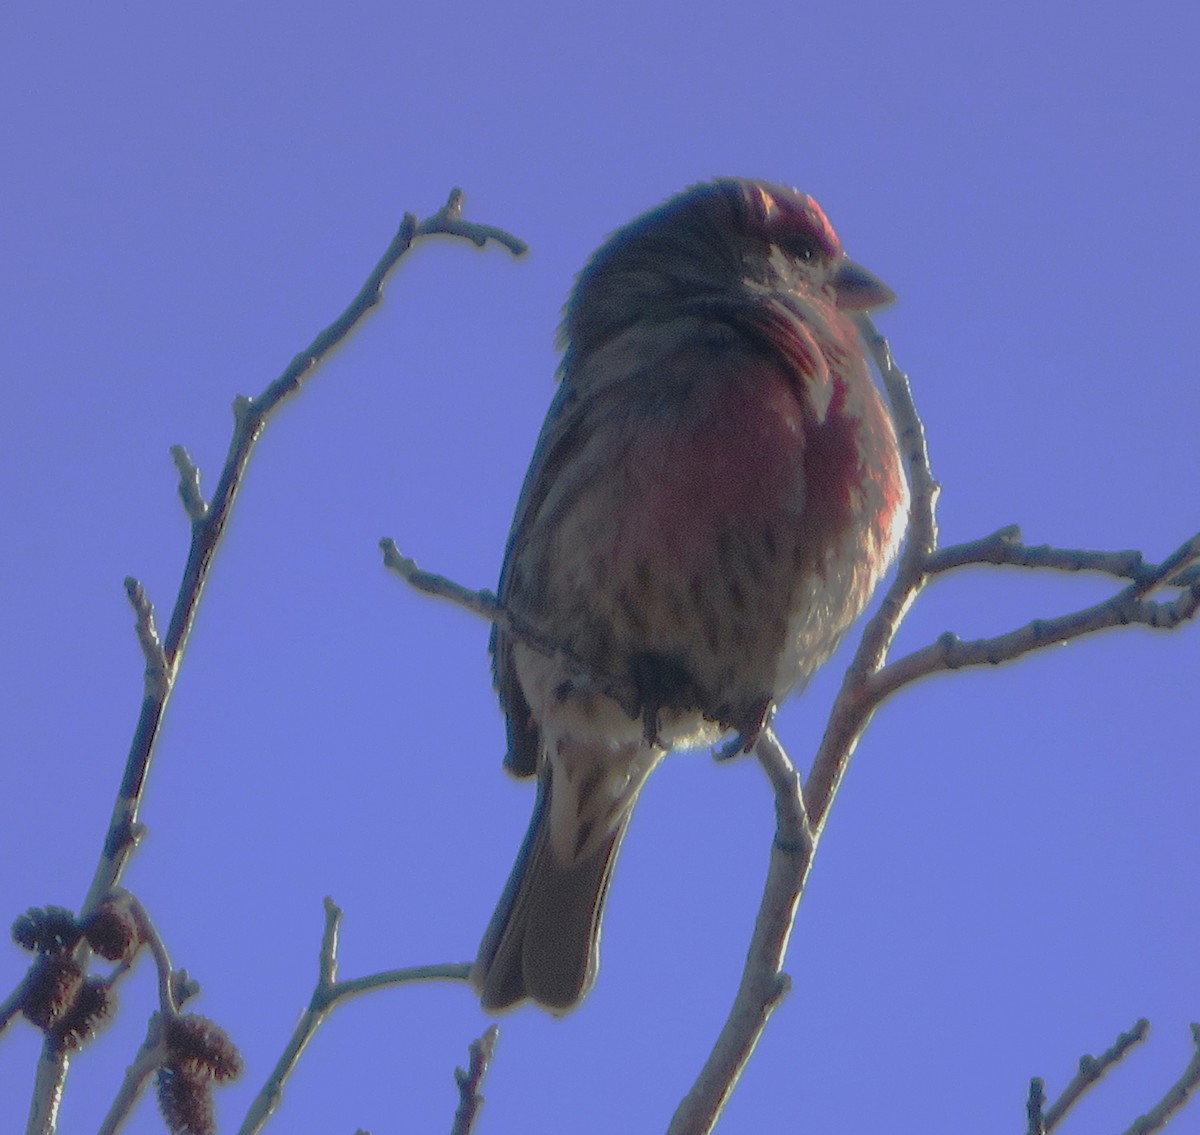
[832,258,895,312]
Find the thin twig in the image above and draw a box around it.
[123,578,169,703]
[450,1026,501,1135]
[1125,533,1200,600]
[170,445,208,524]
[1028,1019,1200,1135]
[1041,1018,1149,1131]
[237,898,472,1135]
[379,540,504,622]
[96,1014,167,1135]
[1026,1077,1047,1135]
[415,187,528,256]
[1123,1023,1200,1135]
[929,529,1200,593]
[127,896,180,1018]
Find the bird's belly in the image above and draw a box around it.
[545,381,820,736]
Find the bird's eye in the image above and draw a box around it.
[778,232,821,263]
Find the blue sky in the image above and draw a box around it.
[2,5,1197,1133]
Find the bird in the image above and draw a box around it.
[470,177,909,1013]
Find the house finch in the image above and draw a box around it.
[471,178,909,1012]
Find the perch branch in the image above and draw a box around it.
[803,314,940,831]
[666,728,811,1135]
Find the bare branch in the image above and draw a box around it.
[84,188,525,926]
[803,316,940,831]
[1123,1023,1200,1135]
[415,186,529,255]
[16,189,524,1135]
[667,729,812,1135]
[1026,1077,1047,1135]
[27,1055,68,1135]
[450,1026,501,1135]
[931,527,1200,589]
[126,896,181,1017]
[856,313,940,568]
[379,539,503,623]
[123,578,168,703]
[170,445,208,524]
[869,531,1200,700]
[1028,1020,1200,1135]
[1039,1018,1149,1131]
[1126,533,1200,599]
[720,328,1199,1135]
[96,1014,166,1135]
[930,526,1146,579]
[803,327,1200,831]
[237,898,472,1135]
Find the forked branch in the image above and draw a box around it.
[13,190,524,1135]
[237,899,471,1135]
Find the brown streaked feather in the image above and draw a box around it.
[470,770,628,1012]
[492,307,818,773]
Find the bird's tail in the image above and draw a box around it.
[471,739,658,1012]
